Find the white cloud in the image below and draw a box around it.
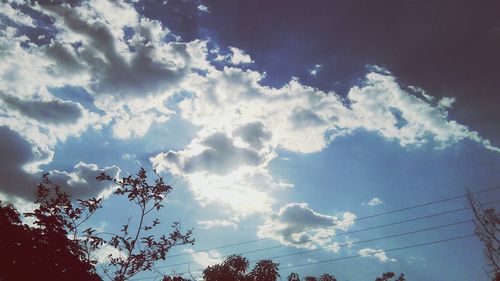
[197,4,209,13]
[257,203,356,252]
[229,47,253,65]
[197,218,239,230]
[309,64,322,76]
[184,249,222,268]
[358,247,397,263]
[0,2,36,27]
[93,244,127,264]
[367,197,383,206]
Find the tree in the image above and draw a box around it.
[96,168,194,280]
[0,201,101,280]
[319,273,337,281]
[0,168,194,281]
[203,255,279,281]
[375,272,405,281]
[203,255,250,281]
[248,259,280,281]
[466,190,500,281]
[287,272,301,281]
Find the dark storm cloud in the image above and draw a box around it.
[0,93,84,124]
[184,133,261,175]
[202,0,500,144]
[234,121,271,149]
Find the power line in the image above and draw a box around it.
[133,233,476,280]
[165,185,499,259]
[159,201,491,269]
[279,233,475,270]
[255,219,471,263]
[136,218,475,279]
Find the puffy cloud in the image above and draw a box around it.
[367,197,383,206]
[0,126,119,202]
[184,133,261,175]
[184,249,222,269]
[0,93,84,125]
[234,121,272,150]
[93,244,127,264]
[151,130,284,217]
[48,162,120,200]
[197,4,209,13]
[347,72,499,152]
[358,248,397,263]
[229,47,253,65]
[257,203,356,252]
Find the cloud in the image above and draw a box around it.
[184,133,261,175]
[184,248,222,269]
[197,4,209,13]
[309,64,322,76]
[257,202,356,252]
[358,248,397,263]
[93,244,127,264]
[0,93,84,125]
[197,218,238,230]
[0,2,36,27]
[48,162,120,200]
[367,197,383,206]
[234,121,272,150]
[2,0,498,226]
[229,47,253,65]
[151,130,283,217]
[0,125,119,202]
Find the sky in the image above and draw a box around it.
[1,0,500,280]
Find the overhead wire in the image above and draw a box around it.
[133,233,476,280]
[129,185,500,280]
[159,201,500,269]
[165,185,499,259]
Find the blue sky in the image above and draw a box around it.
[1,1,499,280]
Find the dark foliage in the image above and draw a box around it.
[375,272,405,281]
[0,201,102,281]
[203,255,279,281]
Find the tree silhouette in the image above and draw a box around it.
[248,259,280,281]
[287,272,301,281]
[319,273,337,281]
[375,272,405,281]
[0,200,101,280]
[203,255,250,281]
[203,255,279,281]
[466,190,500,281]
[0,168,193,281]
[96,168,194,280]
